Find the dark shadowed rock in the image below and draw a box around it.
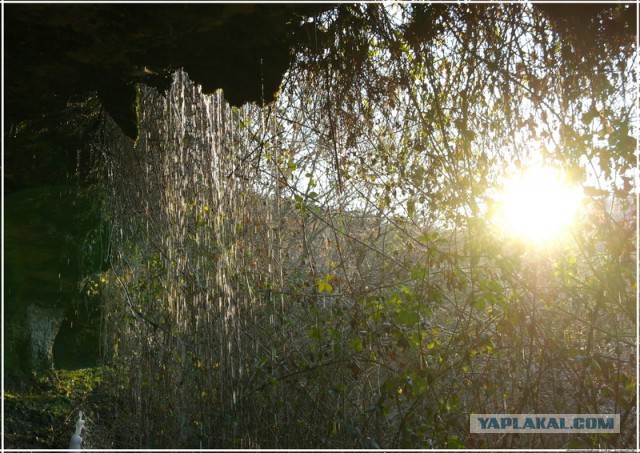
[4,4,330,139]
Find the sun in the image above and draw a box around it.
[494,165,582,244]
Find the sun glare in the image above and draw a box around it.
[495,165,582,244]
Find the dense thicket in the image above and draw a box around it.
[94,4,635,449]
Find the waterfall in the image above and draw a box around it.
[103,71,281,448]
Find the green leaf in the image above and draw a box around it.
[316,278,333,293]
[308,326,322,341]
[350,336,364,353]
[447,434,464,448]
[394,308,419,326]
[396,284,414,297]
[410,264,427,280]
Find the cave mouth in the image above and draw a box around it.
[52,305,101,371]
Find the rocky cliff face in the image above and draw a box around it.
[5,184,104,375]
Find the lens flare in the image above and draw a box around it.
[495,165,582,244]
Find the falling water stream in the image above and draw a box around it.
[104,71,285,448]
[101,69,439,450]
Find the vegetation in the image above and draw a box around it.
[5,3,636,449]
[4,368,114,449]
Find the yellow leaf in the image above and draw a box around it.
[316,277,333,293]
